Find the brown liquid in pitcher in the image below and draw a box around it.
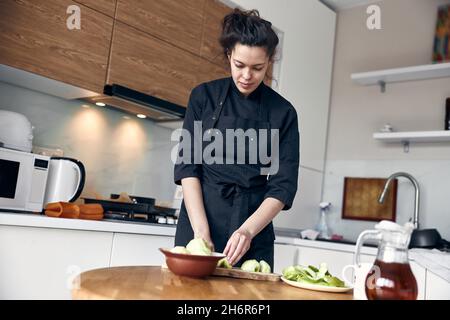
[365,260,418,300]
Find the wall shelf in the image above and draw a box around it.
[351,62,450,92]
[373,130,450,152]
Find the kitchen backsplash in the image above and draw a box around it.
[0,81,179,204]
[322,160,450,242]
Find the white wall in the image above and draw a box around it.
[231,0,337,230]
[0,81,177,205]
[323,0,450,241]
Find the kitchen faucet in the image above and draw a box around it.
[378,172,420,229]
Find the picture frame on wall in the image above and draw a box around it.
[341,177,397,222]
[433,4,450,63]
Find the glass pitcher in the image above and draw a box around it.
[354,220,418,300]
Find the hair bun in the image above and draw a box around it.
[233,8,260,18]
[220,8,279,61]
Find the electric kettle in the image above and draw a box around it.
[43,157,86,206]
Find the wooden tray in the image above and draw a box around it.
[342,177,397,222]
[212,267,281,281]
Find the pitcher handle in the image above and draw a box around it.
[354,230,381,266]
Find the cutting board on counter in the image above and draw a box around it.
[212,267,281,281]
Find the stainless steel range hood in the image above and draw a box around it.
[90,84,186,122]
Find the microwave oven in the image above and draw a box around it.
[0,147,50,212]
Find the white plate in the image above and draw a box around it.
[281,276,353,293]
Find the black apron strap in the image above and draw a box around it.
[205,78,231,130]
[260,84,270,123]
[259,85,272,181]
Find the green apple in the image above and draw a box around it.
[186,238,212,256]
[170,246,190,254]
[241,259,260,272]
[259,260,271,273]
[217,258,232,269]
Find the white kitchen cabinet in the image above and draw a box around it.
[274,243,299,274]
[425,271,450,300]
[297,247,353,278]
[275,241,355,276]
[411,261,427,300]
[0,225,113,300]
[110,233,175,267]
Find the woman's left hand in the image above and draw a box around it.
[223,228,253,266]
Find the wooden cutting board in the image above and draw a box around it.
[212,267,281,281]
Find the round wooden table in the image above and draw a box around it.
[72,266,353,300]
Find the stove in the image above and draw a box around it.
[102,211,178,226]
[435,239,450,253]
[83,196,178,226]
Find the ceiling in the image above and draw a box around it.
[320,0,382,11]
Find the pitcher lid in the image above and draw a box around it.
[375,220,414,234]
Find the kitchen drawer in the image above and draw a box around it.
[426,271,450,300]
[0,225,112,299]
[297,246,353,278]
[110,233,174,267]
[274,243,300,274]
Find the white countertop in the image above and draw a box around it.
[0,212,176,237]
[0,212,375,254]
[2,212,448,287]
[274,235,378,256]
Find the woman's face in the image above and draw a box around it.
[228,43,270,96]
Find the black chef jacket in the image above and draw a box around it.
[173,77,300,269]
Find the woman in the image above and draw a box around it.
[174,9,299,270]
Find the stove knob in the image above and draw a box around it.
[158,217,167,224]
[167,217,175,225]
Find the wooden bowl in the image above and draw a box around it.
[159,248,225,278]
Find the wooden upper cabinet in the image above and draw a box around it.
[196,60,229,85]
[116,0,206,55]
[108,22,202,107]
[73,0,117,18]
[200,0,233,68]
[0,0,113,94]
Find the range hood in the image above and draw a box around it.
[89,84,186,122]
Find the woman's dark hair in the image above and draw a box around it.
[220,8,279,61]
